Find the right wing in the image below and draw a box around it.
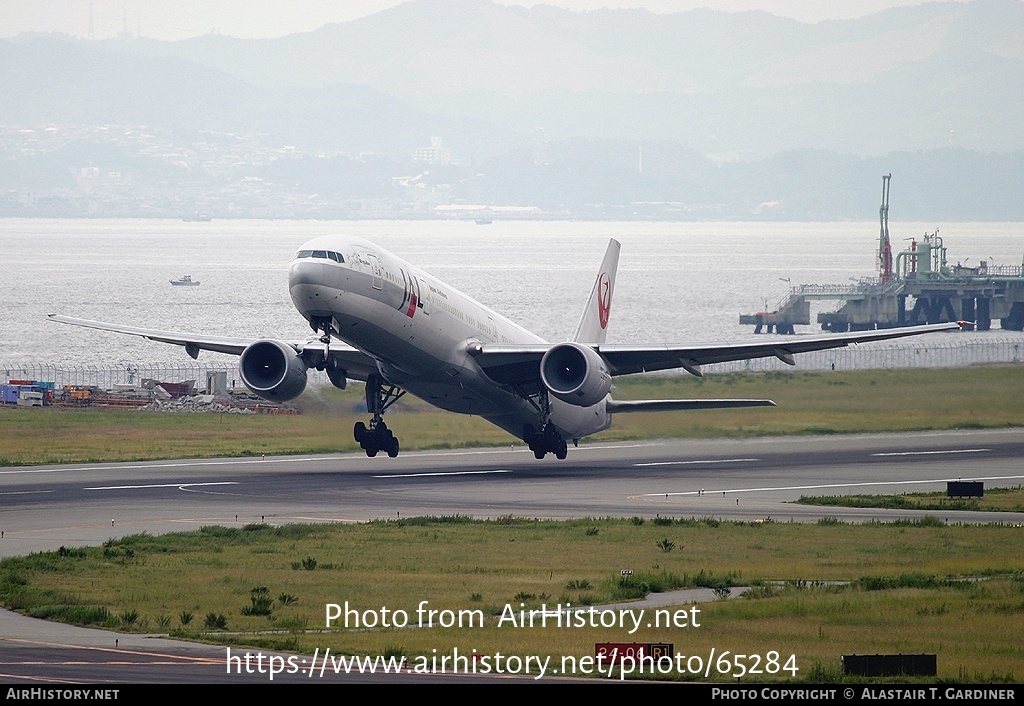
[469,321,963,387]
[595,322,962,377]
[47,314,379,381]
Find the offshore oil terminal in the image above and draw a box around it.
[741,175,1024,334]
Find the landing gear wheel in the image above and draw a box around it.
[358,423,400,458]
[525,421,568,460]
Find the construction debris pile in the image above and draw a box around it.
[138,396,256,414]
[1,374,295,414]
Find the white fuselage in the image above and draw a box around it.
[287,235,612,442]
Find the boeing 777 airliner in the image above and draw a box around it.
[50,236,959,459]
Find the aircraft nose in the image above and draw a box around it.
[288,259,324,290]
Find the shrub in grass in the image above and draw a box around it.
[657,538,675,553]
[612,575,651,600]
[278,593,297,606]
[692,569,735,590]
[241,587,274,616]
[274,615,308,631]
[28,605,111,626]
[179,610,193,626]
[742,585,778,600]
[119,609,139,625]
[200,526,241,539]
[204,612,227,630]
[57,546,87,559]
[857,572,957,591]
[383,646,406,663]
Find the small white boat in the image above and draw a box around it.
[170,275,200,286]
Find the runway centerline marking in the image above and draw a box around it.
[872,448,990,456]
[373,470,511,479]
[631,473,1024,498]
[634,458,759,467]
[83,482,240,491]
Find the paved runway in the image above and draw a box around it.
[2,428,1023,683]
[3,428,1024,560]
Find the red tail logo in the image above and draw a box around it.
[597,273,611,329]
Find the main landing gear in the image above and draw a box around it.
[354,419,399,458]
[354,375,405,458]
[523,422,568,460]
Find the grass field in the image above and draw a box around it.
[1,517,1021,682]
[3,366,1022,682]
[798,486,1024,513]
[2,366,1023,466]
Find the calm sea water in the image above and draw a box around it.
[2,219,1022,366]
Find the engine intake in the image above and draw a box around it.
[540,342,611,407]
[239,340,308,401]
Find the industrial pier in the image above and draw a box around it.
[741,175,1024,333]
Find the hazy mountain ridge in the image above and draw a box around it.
[85,0,1024,94]
[19,0,1017,157]
[2,0,1022,219]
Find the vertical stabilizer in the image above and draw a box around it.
[573,239,620,345]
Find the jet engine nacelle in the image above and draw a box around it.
[540,342,611,407]
[239,340,308,401]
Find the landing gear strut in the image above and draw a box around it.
[354,375,405,458]
[523,422,568,460]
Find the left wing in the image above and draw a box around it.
[469,322,962,387]
[47,314,379,381]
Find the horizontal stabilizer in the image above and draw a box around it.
[607,398,776,413]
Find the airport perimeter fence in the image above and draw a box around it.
[3,337,1023,389]
[1,362,330,391]
[715,336,1024,374]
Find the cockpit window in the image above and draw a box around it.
[296,249,344,263]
